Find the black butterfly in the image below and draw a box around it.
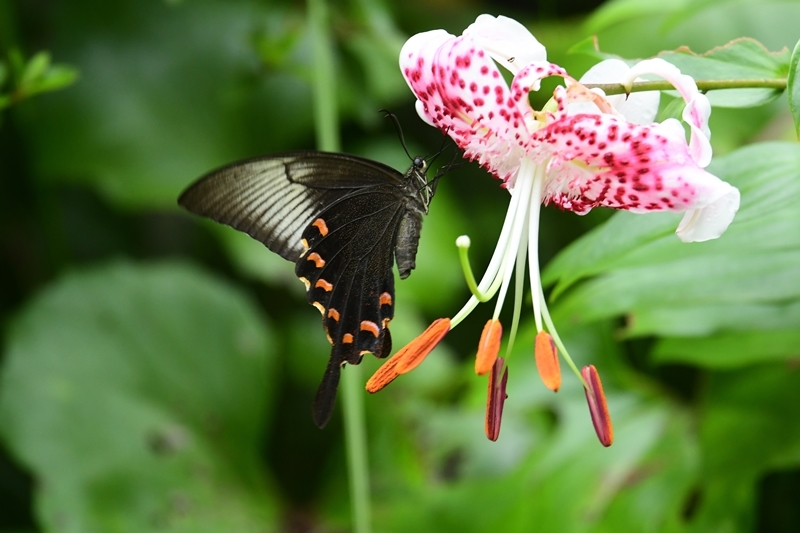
[178,151,439,428]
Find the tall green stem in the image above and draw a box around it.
[307,1,372,532]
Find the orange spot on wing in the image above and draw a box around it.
[327,308,340,322]
[342,333,354,344]
[312,218,329,236]
[379,292,393,306]
[360,320,380,337]
[306,252,325,268]
[315,279,333,291]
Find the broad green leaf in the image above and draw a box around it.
[631,301,800,338]
[657,39,790,108]
[788,37,800,139]
[0,262,278,532]
[690,365,800,530]
[544,142,800,337]
[653,328,800,368]
[552,250,800,332]
[567,35,604,61]
[585,0,690,34]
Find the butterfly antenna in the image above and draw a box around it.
[380,109,413,161]
[419,147,463,196]
[432,148,463,187]
[424,126,454,167]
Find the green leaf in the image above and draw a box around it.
[19,50,51,87]
[585,0,691,34]
[0,262,279,532]
[545,142,800,338]
[788,37,800,139]
[567,35,603,60]
[653,327,800,368]
[27,64,80,95]
[658,39,790,108]
[690,365,800,530]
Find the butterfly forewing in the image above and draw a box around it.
[178,152,407,262]
[178,151,432,429]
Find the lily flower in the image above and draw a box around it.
[368,15,740,445]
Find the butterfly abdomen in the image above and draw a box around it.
[395,208,425,279]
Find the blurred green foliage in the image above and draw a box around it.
[1,0,799,532]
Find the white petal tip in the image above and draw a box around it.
[675,185,741,242]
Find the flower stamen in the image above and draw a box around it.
[581,364,614,447]
[475,319,502,375]
[485,357,509,441]
[365,318,451,394]
[534,331,561,391]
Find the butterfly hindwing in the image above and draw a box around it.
[298,187,405,427]
[179,151,432,429]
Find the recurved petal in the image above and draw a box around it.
[536,113,739,242]
[464,14,547,74]
[625,58,712,166]
[675,179,740,242]
[576,58,660,125]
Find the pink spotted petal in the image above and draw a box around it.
[512,61,568,98]
[577,59,660,125]
[626,58,712,167]
[464,15,547,74]
[400,30,455,127]
[536,113,739,240]
[415,33,533,181]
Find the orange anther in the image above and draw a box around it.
[475,319,502,375]
[535,331,561,392]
